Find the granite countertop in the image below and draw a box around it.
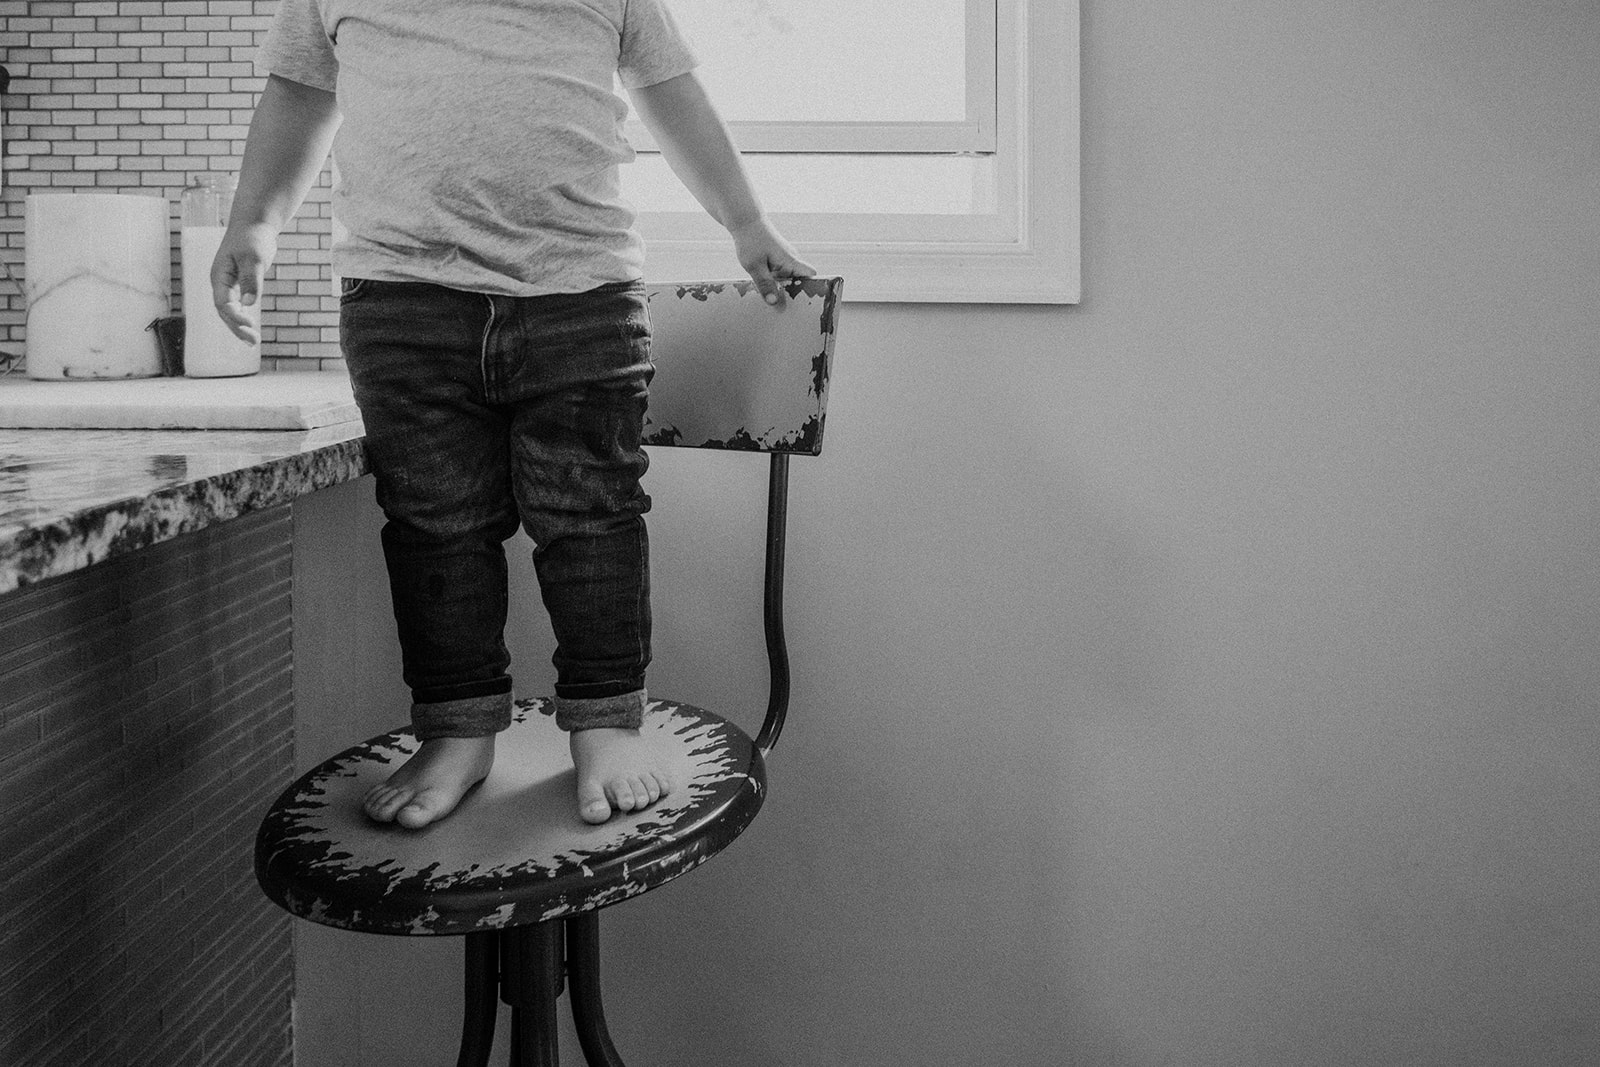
[0,422,368,596]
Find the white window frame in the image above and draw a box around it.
[626,1,997,156]
[629,0,1080,304]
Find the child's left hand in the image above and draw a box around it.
[730,216,816,307]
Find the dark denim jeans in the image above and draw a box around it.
[340,278,653,738]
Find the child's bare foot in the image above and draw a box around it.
[569,727,673,825]
[363,736,496,829]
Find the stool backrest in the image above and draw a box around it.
[639,277,842,753]
[642,278,842,457]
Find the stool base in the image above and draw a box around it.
[458,912,626,1067]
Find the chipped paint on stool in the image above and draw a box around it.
[643,276,842,455]
[254,697,765,936]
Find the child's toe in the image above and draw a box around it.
[578,780,613,824]
[395,788,450,829]
[364,785,409,822]
[608,778,640,812]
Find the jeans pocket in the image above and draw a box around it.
[615,288,653,367]
[339,277,369,303]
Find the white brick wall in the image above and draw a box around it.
[0,1,341,370]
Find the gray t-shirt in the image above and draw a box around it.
[259,0,698,295]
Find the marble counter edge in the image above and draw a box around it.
[0,436,369,597]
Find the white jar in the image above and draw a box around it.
[24,193,170,380]
[182,174,260,378]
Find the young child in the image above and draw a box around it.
[215,0,814,828]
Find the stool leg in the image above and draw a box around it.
[566,912,627,1067]
[457,931,500,1067]
[502,922,565,1067]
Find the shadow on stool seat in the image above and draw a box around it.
[254,277,842,1066]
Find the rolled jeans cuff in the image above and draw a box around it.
[551,689,647,732]
[412,692,514,741]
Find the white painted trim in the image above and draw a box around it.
[965,0,1000,152]
[625,119,994,156]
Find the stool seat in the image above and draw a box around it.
[255,697,765,937]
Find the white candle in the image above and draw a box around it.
[24,193,169,380]
[182,224,260,378]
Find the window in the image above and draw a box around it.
[623,0,1080,303]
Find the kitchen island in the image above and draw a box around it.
[0,414,367,1067]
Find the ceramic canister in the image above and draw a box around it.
[25,193,171,380]
[182,174,260,377]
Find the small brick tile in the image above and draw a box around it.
[0,507,295,1066]
[2,4,335,371]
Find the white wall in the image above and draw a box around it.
[292,1,1600,1063]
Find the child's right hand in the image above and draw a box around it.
[730,216,816,307]
[211,222,277,345]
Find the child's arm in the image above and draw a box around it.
[628,72,815,305]
[213,74,341,343]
